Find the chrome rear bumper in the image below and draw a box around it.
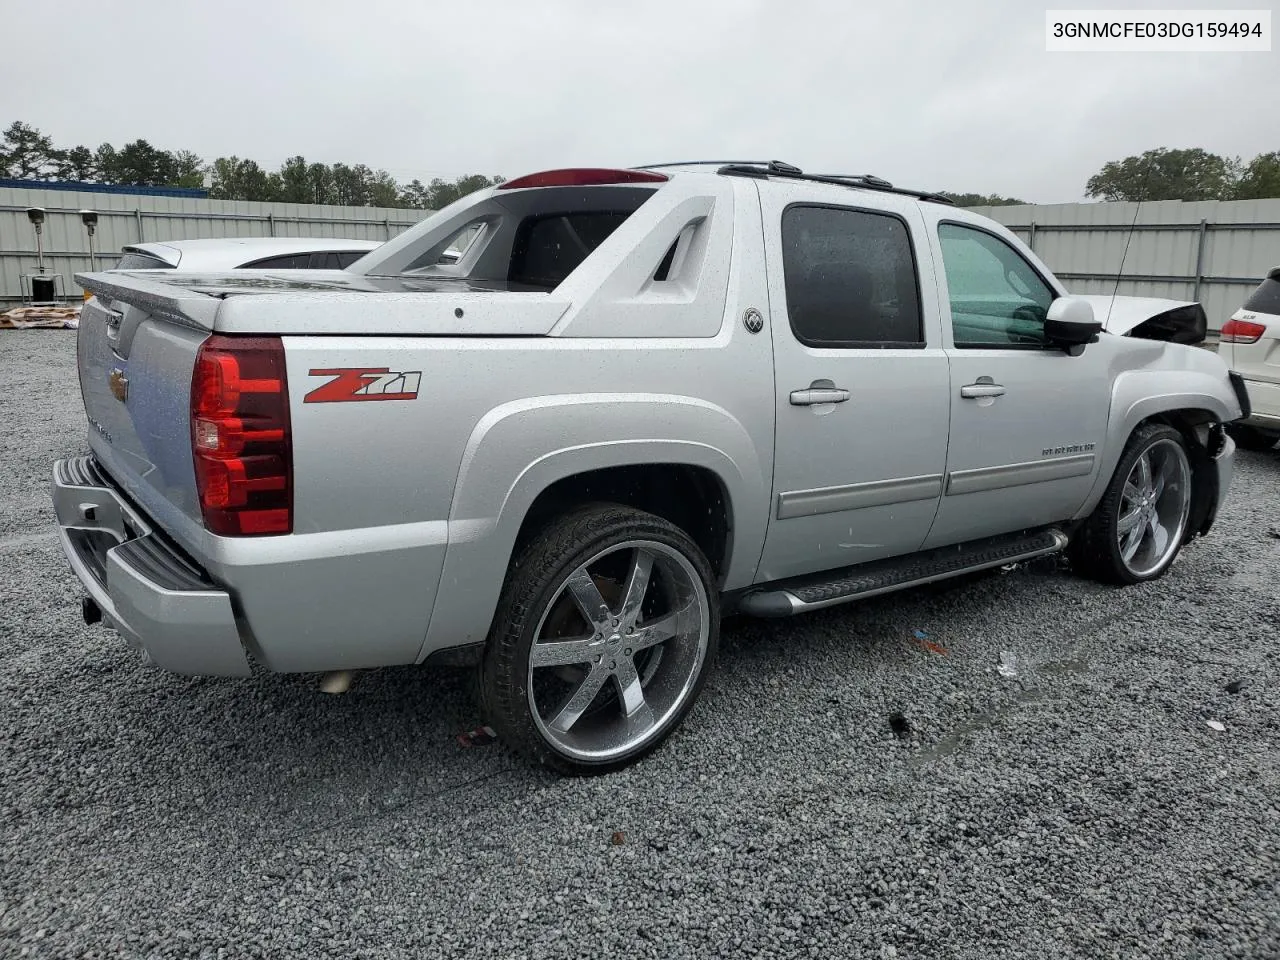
[51,457,250,676]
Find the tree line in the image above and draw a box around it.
[1083,147,1280,202]
[0,121,503,209]
[934,147,1278,205]
[2,121,1277,207]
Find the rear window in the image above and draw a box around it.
[242,253,314,270]
[114,252,174,270]
[509,212,631,288]
[382,184,658,291]
[1243,274,1280,315]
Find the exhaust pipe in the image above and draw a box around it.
[81,597,102,625]
[319,670,354,695]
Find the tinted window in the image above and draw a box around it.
[509,212,631,288]
[309,251,363,269]
[114,252,174,270]
[1243,275,1280,315]
[242,253,313,270]
[937,223,1055,347]
[781,205,923,347]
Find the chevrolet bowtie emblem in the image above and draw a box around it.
[109,368,129,403]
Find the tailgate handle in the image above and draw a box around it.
[103,306,123,345]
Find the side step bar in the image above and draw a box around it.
[738,528,1069,618]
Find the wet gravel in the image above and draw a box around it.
[3,331,1279,959]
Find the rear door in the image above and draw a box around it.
[920,213,1112,548]
[756,185,951,583]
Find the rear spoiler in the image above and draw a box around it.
[75,271,221,331]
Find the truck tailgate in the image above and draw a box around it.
[75,281,217,559]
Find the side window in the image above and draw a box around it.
[781,205,923,347]
[241,253,313,270]
[937,223,1056,347]
[310,251,358,269]
[334,251,367,269]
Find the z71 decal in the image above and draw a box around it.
[304,368,422,403]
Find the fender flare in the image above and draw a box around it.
[1074,369,1238,520]
[417,393,769,661]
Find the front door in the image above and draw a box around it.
[756,187,952,583]
[921,216,1112,548]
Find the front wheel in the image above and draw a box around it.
[1069,424,1194,585]
[480,505,718,775]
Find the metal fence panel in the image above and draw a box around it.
[6,186,1280,330]
[0,185,425,306]
[972,197,1280,330]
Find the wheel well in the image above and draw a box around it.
[1139,408,1227,540]
[514,464,733,582]
[1143,408,1224,457]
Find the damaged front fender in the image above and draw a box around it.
[1076,295,1208,345]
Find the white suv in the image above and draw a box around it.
[1221,267,1280,451]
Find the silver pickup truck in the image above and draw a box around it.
[54,161,1245,774]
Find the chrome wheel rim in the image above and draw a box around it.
[527,540,709,763]
[1116,439,1191,577]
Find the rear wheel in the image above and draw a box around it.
[480,505,718,775]
[1226,423,1278,452]
[1069,424,1193,585]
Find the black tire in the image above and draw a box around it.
[1068,424,1192,586]
[1226,423,1278,452]
[480,504,719,775]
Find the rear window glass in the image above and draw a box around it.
[509,212,631,288]
[379,184,658,291]
[781,204,923,347]
[114,252,174,270]
[242,253,314,270]
[1243,276,1280,315]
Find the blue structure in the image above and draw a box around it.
[0,177,209,199]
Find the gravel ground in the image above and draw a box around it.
[2,331,1279,960]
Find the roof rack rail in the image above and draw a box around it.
[632,160,773,170]
[715,161,955,205]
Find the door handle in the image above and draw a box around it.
[960,380,1006,399]
[790,384,851,406]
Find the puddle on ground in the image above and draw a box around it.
[1040,657,1091,676]
[910,654,1091,765]
[1226,557,1277,594]
[911,689,1046,765]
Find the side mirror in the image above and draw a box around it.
[1044,296,1103,349]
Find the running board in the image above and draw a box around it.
[738,528,1069,618]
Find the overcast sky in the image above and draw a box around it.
[2,0,1275,203]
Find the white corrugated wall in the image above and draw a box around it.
[0,185,425,306]
[4,186,1278,330]
[971,198,1280,330]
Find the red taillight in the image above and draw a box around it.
[1220,319,1266,344]
[190,335,292,536]
[498,168,669,190]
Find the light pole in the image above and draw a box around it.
[80,210,99,300]
[26,207,46,274]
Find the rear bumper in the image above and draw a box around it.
[51,456,250,676]
[1234,375,1280,432]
